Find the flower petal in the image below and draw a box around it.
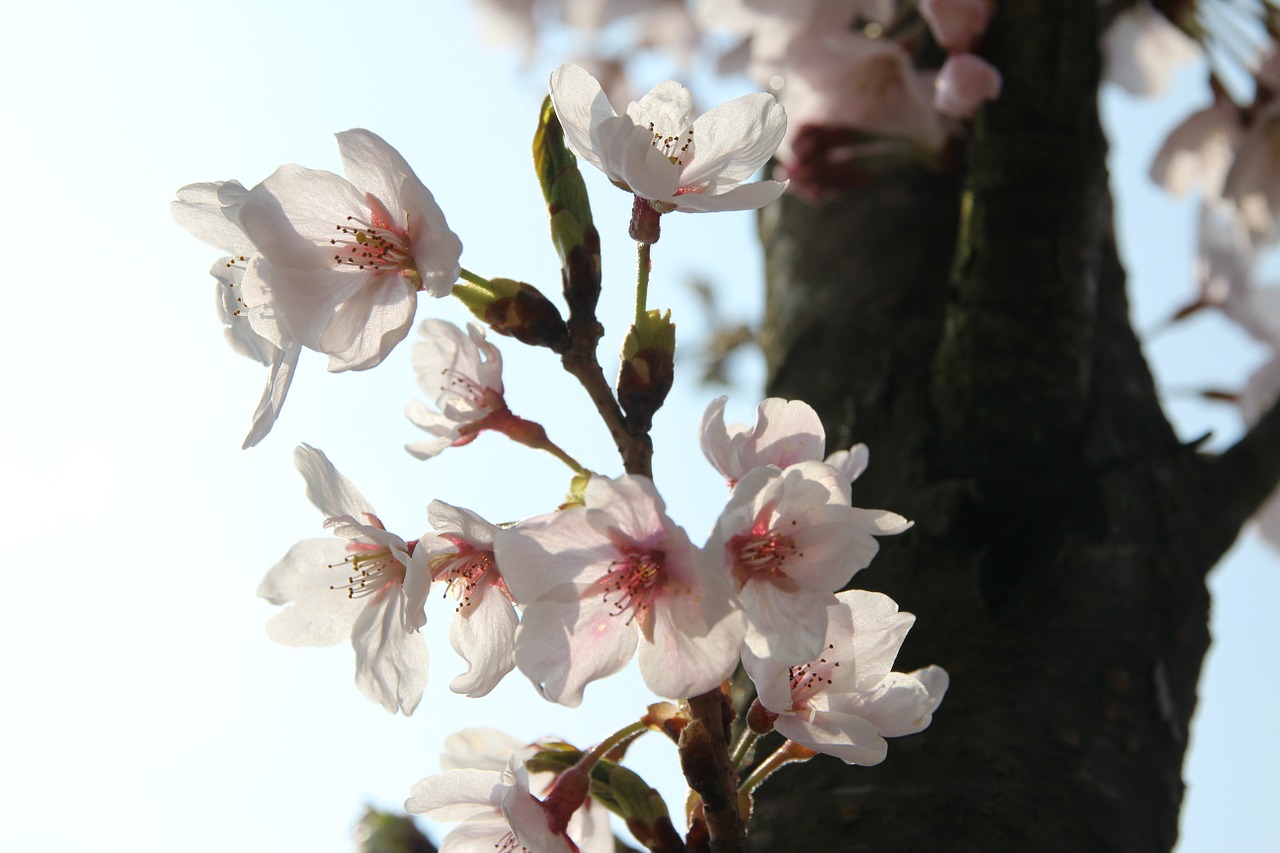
[351,586,428,715]
[548,63,617,174]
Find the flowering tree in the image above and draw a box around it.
[177,0,1280,851]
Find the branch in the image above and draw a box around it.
[1200,393,1280,559]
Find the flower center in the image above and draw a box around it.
[597,547,666,625]
[330,213,412,273]
[646,121,694,167]
[729,517,801,584]
[329,542,403,599]
[787,643,840,714]
[429,547,497,612]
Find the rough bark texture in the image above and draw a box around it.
[746,2,1276,850]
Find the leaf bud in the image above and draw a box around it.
[618,309,675,432]
[453,277,570,352]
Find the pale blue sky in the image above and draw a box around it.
[0,2,1273,851]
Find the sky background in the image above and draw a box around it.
[1,1,1276,850]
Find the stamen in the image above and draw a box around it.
[327,546,400,599]
[430,549,496,612]
[597,547,666,625]
[329,213,413,273]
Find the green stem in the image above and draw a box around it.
[458,267,490,287]
[540,438,589,476]
[635,241,651,325]
[729,728,760,771]
[583,719,650,766]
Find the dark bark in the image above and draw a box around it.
[746,2,1279,850]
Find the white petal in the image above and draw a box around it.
[319,273,418,371]
[548,63,616,173]
[242,341,301,449]
[513,597,637,707]
[335,128,416,216]
[775,708,889,766]
[405,768,503,818]
[449,582,518,698]
[670,179,787,212]
[741,583,832,664]
[351,587,428,715]
[258,538,362,647]
[639,605,744,699]
[681,92,786,186]
[440,728,528,772]
[294,444,375,519]
[172,180,253,256]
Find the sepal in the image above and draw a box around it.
[618,309,676,431]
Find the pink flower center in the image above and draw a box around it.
[329,196,413,275]
[787,643,840,715]
[329,541,404,599]
[429,546,499,612]
[597,546,666,626]
[729,517,801,584]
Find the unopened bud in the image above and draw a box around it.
[618,309,675,432]
[534,97,602,320]
[454,278,570,352]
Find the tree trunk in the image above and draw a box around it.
[747,2,1272,849]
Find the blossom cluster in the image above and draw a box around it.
[176,62,946,850]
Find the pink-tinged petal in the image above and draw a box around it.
[741,647,793,714]
[700,396,737,482]
[740,583,833,663]
[258,538,363,646]
[319,273,417,372]
[851,507,913,536]
[449,581,518,698]
[935,53,1002,119]
[429,500,500,546]
[669,179,788,212]
[825,443,870,492]
[242,340,301,449]
[681,92,787,186]
[749,398,827,470]
[549,63,617,174]
[495,510,617,604]
[436,818,513,852]
[351,586,428,715]
[774,708,889,766]
[640,605,744,699]
[514,596,638,707]
[406,768,504,819]
[294,444,375,519]
[335,128,417,215]
[582,475,670,546]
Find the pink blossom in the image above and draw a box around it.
[744,590,948,765]
[934,53,1002,119]
[707,461,910,663]
[920,0,991,53]
[495,475,744,705]
[404,501,518,698]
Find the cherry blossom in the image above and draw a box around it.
[934,53,1002,119]
[406,754,580,853]
[237,129,463,372]
[405,319,509,459]
[920,0,991,53]
[495,475,744,705]
[707,461,910,663]
[1149,99,1242,199]
[549,63,788,213]
[172,180,301,448]
[743,590,948,765]
[701,395,872,498]
[404,501,518,698]
[257,444,427,715]
[429,727,614,853]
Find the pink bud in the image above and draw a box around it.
[935,53,1003,119]
[921,0,992,53]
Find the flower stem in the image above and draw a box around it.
[738,740,818,795]
[729,727,760,770]
[458,267,490,287]
[583,718,650,766]
[635,241,652,325]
